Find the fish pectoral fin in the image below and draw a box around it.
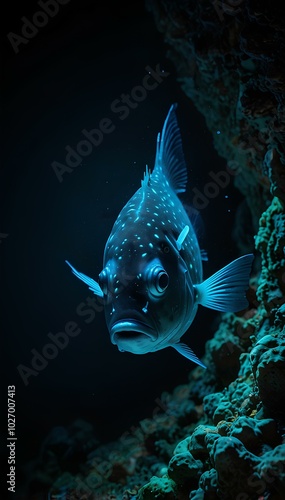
[195,254,254,312]
[65,260,104,298]
[176,225,189,251]
[171,343,207,368]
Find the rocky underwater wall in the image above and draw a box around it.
[30,1,285,499]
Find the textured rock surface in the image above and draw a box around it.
[145,0,285,252]
[24,1,285,499]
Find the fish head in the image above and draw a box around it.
[99,232,196,354]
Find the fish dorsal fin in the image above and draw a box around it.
[141,165,151,190]
[65,260,104,297]
[153,103,188,194]
[176,225,189,251]
[171,343,207,368]
[195,254,254,312]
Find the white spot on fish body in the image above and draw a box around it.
[142,301,149,313]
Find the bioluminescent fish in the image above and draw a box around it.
[66,104,254,368]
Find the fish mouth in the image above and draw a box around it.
[111,320,156,344]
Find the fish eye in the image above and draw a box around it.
[98,269,108,295]
[145,263,169,297]
[156,270,169,292]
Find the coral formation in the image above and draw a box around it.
[24,1,285,499]
[30,313,285,499]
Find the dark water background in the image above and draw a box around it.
[1,0,244,476]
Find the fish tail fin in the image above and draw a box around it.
[195,254,254,312]
[153,103,188,194]
[65,260,104,297]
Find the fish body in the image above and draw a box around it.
[66,104,253,367]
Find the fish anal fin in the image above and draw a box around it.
[65,260,104,298]
[195,254,254,312]
[171,342,207,368]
